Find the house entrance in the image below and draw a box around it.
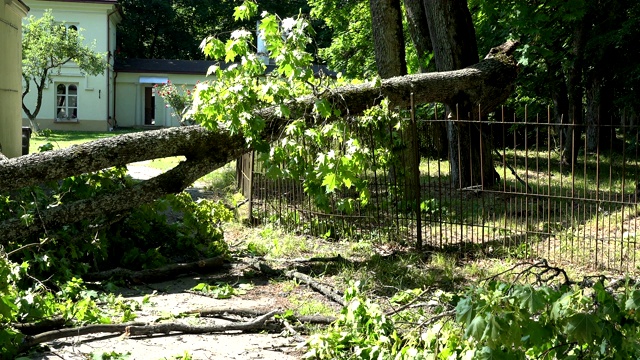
[144,87,155,125]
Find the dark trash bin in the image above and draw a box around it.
[22,127,32,155]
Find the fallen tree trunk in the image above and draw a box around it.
[0,41,519,242]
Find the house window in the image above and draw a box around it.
[56,83,78,121]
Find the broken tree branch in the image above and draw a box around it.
[183,307,337,325]
[20,321,146,352]
[125,310,280,336]
[285,270,346,307]
[1,40,519,193]
[251,261,346,307]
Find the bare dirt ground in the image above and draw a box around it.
[27,269,331,360]
[25,165,339,360]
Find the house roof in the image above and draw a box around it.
[17,0,29,10]
[114,58,335,77]
[114,58,230,75]
[37,0,118,3]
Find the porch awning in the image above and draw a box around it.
[139,77,168,84]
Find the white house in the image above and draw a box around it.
[21,0,216,131]
[1,0,29,158]
[21,0,333,133]
[21,0,120,131]
[113,58,216,128]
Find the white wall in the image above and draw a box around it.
[21,0,118,131]
[0,0,29,157]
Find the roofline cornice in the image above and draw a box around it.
[6,0,30,16]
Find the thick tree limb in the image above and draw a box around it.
[83,257,226,283]
[1,40,518,193]
[0,41,518,242]
[0,126,246,192]
[18,312,280,353]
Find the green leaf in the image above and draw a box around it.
[233,1,257,21]
[259,15,279,38]
[456,297,474,325]
[465,314,486,340]
[515,285,547,313]
[482,313,505,344]
[0,296,18,318]
[565,313,601,345]
[191,283,208,292]
[314,99,333,118]
[342,176,352,188]
[322,173,338,193]
[625,290,640,311]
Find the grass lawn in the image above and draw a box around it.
[29,129,140,154]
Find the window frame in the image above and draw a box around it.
[55,83,79,122]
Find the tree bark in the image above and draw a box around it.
[0,43,518,242]
[424,0,500,188]
[403,0,432,72]
[561,8,590,166]
[369,0,420,222]
[369,0,407,78]
[403,0,447,158]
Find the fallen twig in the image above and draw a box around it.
[272,255,349,264]
[282,319,306,343]
[385,288,431,316]
[183,307,337,325]
[83,256,225,283]
[285,270,345,307]
[418,309,456,328]
[124,310,279,336]
[12,316,66,335]
[251,261,346,307]
[20,322,146,352]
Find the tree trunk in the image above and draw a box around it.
[585,77,600,153]
[403,0,447,158]
[561,8,591,166]
[369,0,421,212]
[403,0,432,72]
[424,0,499,188]
[370,0,407,78]
[0,43,518,243]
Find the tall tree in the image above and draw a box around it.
[472,0,640,157]
[309,0,377,78]
[424,0,499,187]
[117,0,330,61]
[22,11,107,130]
[369,0,406,79]
[1,39,519,242]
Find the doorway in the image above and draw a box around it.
[144,87,155,125]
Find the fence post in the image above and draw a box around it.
[410,93,422,250]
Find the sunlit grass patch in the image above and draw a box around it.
[30,129,139,153]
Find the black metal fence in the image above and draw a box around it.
[239,105,640,272]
